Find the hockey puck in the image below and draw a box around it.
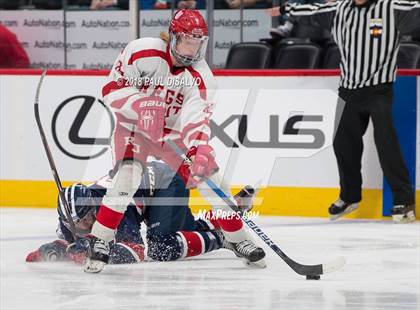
[306,275,321,280]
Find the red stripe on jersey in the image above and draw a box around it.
[179,231,203,257]
[102,79,130,97]
[163,127,181,135]
[128,49,168,65]
[217,216,243,232]
[96,205,125,230]
[110,93,137,109]
[181,120,209,142]
[187,66,207,100]
[187,131,209,144]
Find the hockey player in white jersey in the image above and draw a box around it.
[85,9,266,273]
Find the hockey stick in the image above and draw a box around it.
[166,139,345,278]
[33,70,78,241]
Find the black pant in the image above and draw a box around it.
[333,83,414,205]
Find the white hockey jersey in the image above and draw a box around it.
[102,37,216,150]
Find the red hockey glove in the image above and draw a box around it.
[26,240,68,262]
[132,96,166,142]
[26,250,42,262]
[188,145,218,177]
[180,145,218,187]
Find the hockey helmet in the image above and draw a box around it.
[169,9,209,66]
[57,183,97,233]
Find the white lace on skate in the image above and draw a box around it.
[93,239,109,255]
[216,233,266,268]
[235,240,266,268]
[84,239,109,274]
[236,240,258,256]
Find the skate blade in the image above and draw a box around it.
[392,211,416,223]
[84,258,106,273]
[242,258,267,269]
[329,204,358,221]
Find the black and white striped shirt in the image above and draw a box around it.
[287,0,420,89]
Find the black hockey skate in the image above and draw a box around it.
[391,204,416,223]
[329,198,359,220]
[217,230,266,268]
[84,237,110,273]
[215,230,266,268]
[232,240,266,268]
[234,185,256,213]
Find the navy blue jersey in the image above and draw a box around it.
[56,161,184,244]
[56,204,143,244]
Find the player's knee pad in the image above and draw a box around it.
[147,233,182,262]
[102,160,143,212]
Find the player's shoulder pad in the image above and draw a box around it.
[125,37,167,59]
[130,37,166,50]
[123,38,168,75]
[188,59,217,91]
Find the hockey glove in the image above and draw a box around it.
[180,145,218,187]
[26,240,68,262]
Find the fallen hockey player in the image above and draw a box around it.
[26,161,256,265]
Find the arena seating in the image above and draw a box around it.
[272,42,321,69]
[397,42,420,69]
[321,44,341,69]
[225,43,272,69]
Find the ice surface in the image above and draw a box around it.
[1,208,419,310]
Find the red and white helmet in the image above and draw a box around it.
[169,9,209,67]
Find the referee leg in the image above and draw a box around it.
[369,87,414,206]
[333,90,370,203]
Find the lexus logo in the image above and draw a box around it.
[52,95,115,160]
[51,96,325,160]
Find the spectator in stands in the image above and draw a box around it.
[90,0,207,10]
[0,0,20,9]
[0,24,29,68]
[0,0,93,9]
[177,0,205,9]
[90,0,169,10]
[268,0,333,38]
[31,0,76,9]
[215,0,272,9]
